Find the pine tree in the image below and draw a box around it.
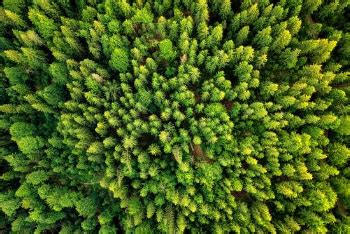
[109,48,129,73]
[159,39,177,61]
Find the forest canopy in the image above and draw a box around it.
[0,0,350,233]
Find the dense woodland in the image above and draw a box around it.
[0,0,350,233]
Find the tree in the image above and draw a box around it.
[109,48,129,72]
[17,136,45,155]
[235,26,250,46]
[271,30,292,52]
[159,39,177,61]
[28,9,58,39]
[131,8,154,24]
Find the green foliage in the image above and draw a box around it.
[17,136,45,155]
[109,48,129,73]
[159,39,176,61]
[0,0,350,233]
[28,9,58,39]
[76,197,97,217]
[10,122,36,141]
[26,171,49,185]
[0,192,21,217]
[336,116,350,135]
